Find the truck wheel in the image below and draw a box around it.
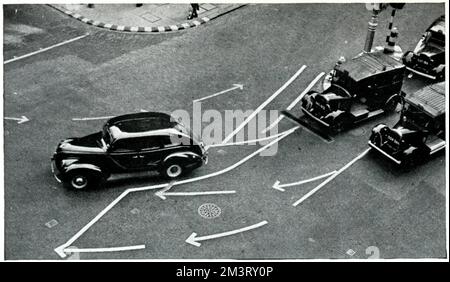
[66,170,101,190]
[331,114,351,134]
[161,161,184,179]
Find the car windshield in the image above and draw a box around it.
[102,125,113,146]
[402,104,433,130]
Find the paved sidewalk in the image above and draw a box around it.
[51,3,246,33]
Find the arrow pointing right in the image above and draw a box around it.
[4,116,29,124]
[186,220,268,247]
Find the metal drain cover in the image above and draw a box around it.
[198,203,221,219]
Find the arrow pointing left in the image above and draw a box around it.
[185,220,268,247]
[4,116,29,124]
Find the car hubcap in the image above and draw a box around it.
[72,176,88,189]
[167,165,182,178]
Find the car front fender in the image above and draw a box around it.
[64,163,103,174]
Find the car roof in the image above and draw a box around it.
[406,82,445,117]
[340,51,405,82]
[105,112,182,140]
[109,126,189,141]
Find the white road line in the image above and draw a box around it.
[206,130,288,149]
[185,220,268,247]
[272,170,338,192]
[54,190,131,258]
[193,84,244,103]
[129,126,298,193]
[261,72,325,134]
[155,190,236,200]
[4,33,89,65]
[221,65,306,144]
[292,148,371,207]
[54,127,297,258]
[64,245,145,253]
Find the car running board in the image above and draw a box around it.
[354,109,385,124]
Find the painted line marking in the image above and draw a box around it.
[128,126,297,193]
[4,33,89,65]
[206,129,287,150]
[221,65,306,144]
[155,190,236,200]
[4,116,29,124]
[292,148,371,207]
[185,220,268,247]
[193,84,244,103]
[54,127,297,258]
[72,116,114,121]
[272,170,337,192]
[261,72,325,134]
[45,219,59,228]
[64,245,145,254]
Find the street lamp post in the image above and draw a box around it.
[364,8,380,52]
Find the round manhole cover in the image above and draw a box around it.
[198,203,221,219]
[349,128,366,137]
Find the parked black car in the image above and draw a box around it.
[300,50,406,133]
[368,82,445,166]
[402,15,445,80]
[51,112,208,190]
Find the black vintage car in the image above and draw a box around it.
[368,82,445,166]
[51,112,208,190]
[402,15,445,80]
[300,50,406,133]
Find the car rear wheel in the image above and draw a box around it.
[161,161,184,179]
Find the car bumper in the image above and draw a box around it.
[51,158,63,183]
[405,66,437,80]
[301,106,331,128]
[368,141,401,165]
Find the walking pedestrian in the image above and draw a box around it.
[187,3,199,20]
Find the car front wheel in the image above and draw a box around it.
[65,170,102,190]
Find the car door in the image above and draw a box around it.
[108,138,146,170]
[139,136,166,169]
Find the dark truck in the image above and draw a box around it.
[368,82,445,166]
[402,15,445,80]
[51,112,208,190]
[299,50,406,133]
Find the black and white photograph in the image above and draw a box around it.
[1,0,448,264]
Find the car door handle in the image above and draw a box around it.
[132,155,143,159]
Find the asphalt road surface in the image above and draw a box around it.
[3,3,447,259]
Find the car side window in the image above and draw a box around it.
[110,139,136,152]
[162,135,192,147]
[140,137,162,151]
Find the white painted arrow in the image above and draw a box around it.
[272,170,337,192]
[185,220,268,247]
[72,116,114,121]
[193,84,244,102]
[155,190,236,200]
[4,116,29,124]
